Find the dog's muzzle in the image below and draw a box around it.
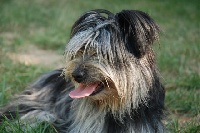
[71,69,86,83]
[69,68,104,99]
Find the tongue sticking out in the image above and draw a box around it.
[69,83,99,99]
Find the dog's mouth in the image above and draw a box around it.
[69,82,104,99]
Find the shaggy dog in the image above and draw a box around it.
[0,9,165,133]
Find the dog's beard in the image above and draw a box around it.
[64,49,155,119]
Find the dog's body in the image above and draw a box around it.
[0,9,165,133]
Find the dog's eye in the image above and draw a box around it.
[76,50,83,56]
[91,52,97,57]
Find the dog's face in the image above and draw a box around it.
[64,9,160,112]
[65,46,119,101]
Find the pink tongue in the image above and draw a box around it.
[69,83,99,99]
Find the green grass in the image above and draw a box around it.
[0,116,56,133]
[0,0,199,132]
[167,120,200,133]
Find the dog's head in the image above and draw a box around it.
[64,9,160,113]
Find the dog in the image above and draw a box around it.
[0,9,165,133]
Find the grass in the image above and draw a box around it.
[0,0,199,132]
[0,116,56,133]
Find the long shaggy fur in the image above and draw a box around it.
[0,9,165,133]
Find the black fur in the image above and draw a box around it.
[116,10,160,58]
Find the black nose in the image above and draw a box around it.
[72,69,86,83]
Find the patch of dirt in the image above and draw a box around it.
[7,45,64,69]
[0,32,18,45]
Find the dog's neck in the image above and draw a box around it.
[67,99,106,133]
[66,98,164,133]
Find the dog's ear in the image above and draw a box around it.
[115,10,160,58]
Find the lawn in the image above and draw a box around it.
[0,0,199,132]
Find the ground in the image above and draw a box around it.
[7,45,63,68]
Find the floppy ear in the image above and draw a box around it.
[115,10,160,58]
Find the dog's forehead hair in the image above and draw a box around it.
[64,10,121,62]
[65,24,122,64]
